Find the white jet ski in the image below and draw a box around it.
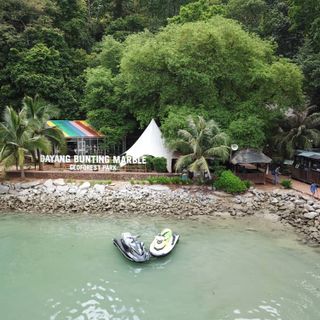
[150,228,179,257]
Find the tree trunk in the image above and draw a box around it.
[37,149,44,171]
[20,166,25,179]
[113,0,124,18]
[32,153,37,170]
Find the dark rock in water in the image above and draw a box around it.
[246,228,257,232]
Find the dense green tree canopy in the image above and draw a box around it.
[0,0,192,117]
[120,17,303,127]
[228,116,266,149]
[289,0,320,105]
[1,0,320,157]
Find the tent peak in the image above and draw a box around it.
[124,118,173,172]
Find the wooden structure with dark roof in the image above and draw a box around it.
[292,150,320,184]
[230,148,272,184]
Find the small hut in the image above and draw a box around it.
[231,148,272,184]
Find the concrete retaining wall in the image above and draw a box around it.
[5,170,178,181]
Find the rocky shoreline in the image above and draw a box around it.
[1,179,320,245]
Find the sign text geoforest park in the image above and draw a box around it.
[40,155,147,171]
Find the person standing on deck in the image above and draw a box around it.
[272,166,281,185]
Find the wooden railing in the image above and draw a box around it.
[292,167,320,184]
[235,172,266,184]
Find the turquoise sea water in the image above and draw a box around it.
[0,214,319,320]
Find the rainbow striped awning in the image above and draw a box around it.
[47,120,104,138]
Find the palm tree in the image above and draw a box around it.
[23,95,65,170]
[0,106,51,178]
[170,116,230,179]
[276,105,320,157]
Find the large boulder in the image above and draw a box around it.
[76,189,88,197]
[0,185,9,194]
[304,212,319,219]
[45,186,56,193]
[20,181,39,189]
[43,179,53,188]
[148,185,170,192]
[68,187,78,194]
[55,185,69,194]
[53,179,65,186]
[93,184,105,194]
[79,181,90,190]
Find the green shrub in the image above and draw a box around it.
[243,180,252,189]
[281,179,292,189]
[209,161,226,178]
[152,157,167,172]
[145,155,154,171]
[213,170,248,194]
[147,176,170,184]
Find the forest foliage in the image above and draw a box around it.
[0,0,319,153]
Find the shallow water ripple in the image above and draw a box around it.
[48,279,145,320]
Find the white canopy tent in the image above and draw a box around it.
[124,119,174,172]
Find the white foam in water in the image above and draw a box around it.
[81,299,99,307]
[93,293,104,300]
[258,304,281,316]
[231,299,283,320]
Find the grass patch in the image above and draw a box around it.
[65,178,77,184]
[280,179,292,189]
[130,176,193,185]
[89,180,112,186]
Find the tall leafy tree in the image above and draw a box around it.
[275,106,320,157]
[0,0,90,116]
[226,0,267,33]
[49,0,93,49]
[0,106,50,177]
[168,0,225,24]
[289,0,320,105]
[228,116,266,149]
[120,17,304,127]
[169,116,230,179]
[23,95,65,169]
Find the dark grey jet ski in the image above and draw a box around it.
[113,232,150,263]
